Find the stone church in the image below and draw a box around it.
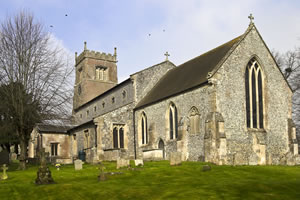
[28,19,299,165]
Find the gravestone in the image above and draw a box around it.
[0,150,9,165]
[35,148,55,185]
[170,152,182,166]
[1,164,8,180]
[202,165,211,172]
[134,159,144,167]
[98,163,107,182]
[116,158,130,169]
[74,159,83,170]
[10,153,17,162]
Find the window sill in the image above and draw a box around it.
[247,128,266,133]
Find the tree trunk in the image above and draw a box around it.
[19,135,27,170]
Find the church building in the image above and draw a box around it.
[29,17,299,165]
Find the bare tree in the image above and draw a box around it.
[0,11,73,169]
[273,48,300,135]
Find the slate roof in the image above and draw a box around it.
[36,124,73,134]
[135,35,242,109]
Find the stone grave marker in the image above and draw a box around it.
[134,159,144,167]
[10,153,17,162]
[0,150,9,165]
[1,164,8,180]
[98,163,107,181]
[35,148,54,185]
[202,165,211,172]
[170,152,182,166]
[116,158,130,169]
[74,159,83,170]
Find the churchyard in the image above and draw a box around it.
[0,160,300,200]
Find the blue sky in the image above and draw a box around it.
[1,0,300,82]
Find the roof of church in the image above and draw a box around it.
[36,124,73,134]
[135,35,242,109]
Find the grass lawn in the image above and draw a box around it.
[0,161,300,200]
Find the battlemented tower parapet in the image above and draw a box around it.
[76,49,117,65]
[73,42,118,110]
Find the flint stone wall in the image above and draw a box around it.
[215,26,292,164]
[135,85,212,161]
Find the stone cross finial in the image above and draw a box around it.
[1,164,8,180]
[248,14,254,24]
[164,51,170,61]
[114,47,117,56]
[84,41,87,50]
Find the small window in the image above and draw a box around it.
[102,102,105,108]
[112,97,115,104]
[87,110,89,116]
[94,106,97,112]
[122,90,127,99]
[51,143,58,156]
[80,114,82,118]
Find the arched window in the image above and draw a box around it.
[113,125,125,149]
[141,112,148,145]
[96,66,107,81]
[119,128,124,148]
[245,58,264,129]
[113,127,118,148]
[169,103,178,139]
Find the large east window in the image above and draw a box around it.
[245,58,264,129]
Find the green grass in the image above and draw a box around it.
[1,161,300,200]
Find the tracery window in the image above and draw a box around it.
[169,103,178,139]
[141,112,148,145]
[95,66,107,81]
[113,124,125,149]
[245,58,264,129]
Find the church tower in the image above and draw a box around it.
[73,42,118,109]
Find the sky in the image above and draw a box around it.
[1,0,300,82]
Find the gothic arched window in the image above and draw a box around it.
[245,58,264,129]
[169,103,178,139]
[141,112,148,144]
[95,66,107,81]
[112,125,125,149]
[113,127,118,148]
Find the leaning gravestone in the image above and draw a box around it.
[35,148,54,185]
[1,164,8,180]
[0,150,9,165]
[202,165,211,172]
[116,158,130,169]
[170,152,182,166]
[10,153,17,162]
[134,159,144,167]
[74,159,83,170]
